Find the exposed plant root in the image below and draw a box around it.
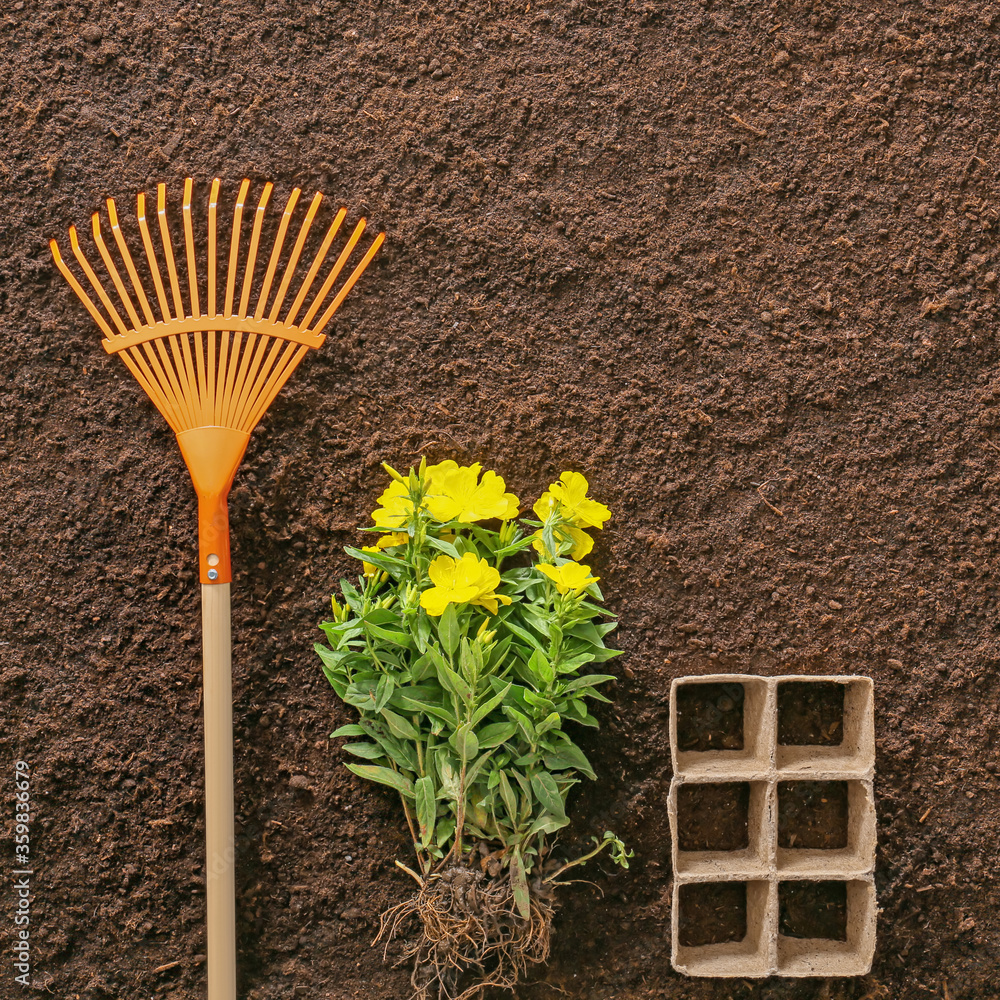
[376,864,554,1000]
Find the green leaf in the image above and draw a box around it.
[415,776,436,848]
[504,706,536,744]
[375,675,395,713]
[534,712,562,738]
[427,535,461,559]
[560,673,618,693]
[470,681,512,727]
[510,846,531,919]
[500,617,546,652]
[343,742,384,760]
[435,751,460,802]
[345,763,414,799]
[477,721,517,749]
[465,750,494,788]
[438,604,461,659]
[380,708,420,741]
[392,689,458,728]
[451,723,479,763]
[329,723,367,738]
[339,579,363,613]
[531,771,567,819]
[527,812,571,835]
[365,622,414,648]
[343,679,378,709]
[435,656,472,702]
[436,816,456,847]
[344,545,407,575]
[498,769,518,820]
[527,648,555,688]
[543,740,596,780]
[523,690,556,715]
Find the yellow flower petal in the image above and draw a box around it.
[531,525,594,561]
[536,472,611,529]
[537,561,599,595]
[425,464,520,522]
[420,553,511,616]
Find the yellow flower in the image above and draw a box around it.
[377,531,409,550]
[361,546,381,577]
[425,462,520,523]
[533,471,610,529]
[537,561,599,595]
[371,479,417,529]
[530,524,594,561]
[420,552,513,617]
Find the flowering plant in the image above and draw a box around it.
[316,458,629,998]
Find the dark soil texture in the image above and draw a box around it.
[676,782,750,852]
[678,881,748,948]
[779,881,848,942]
[675,681,745,751]
[778,781,849,851]
[3,1,1000,998]
[778,681,845,746]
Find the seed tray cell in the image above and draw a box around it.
[669,674,876,978]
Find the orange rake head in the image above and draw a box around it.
[51,177,384,585]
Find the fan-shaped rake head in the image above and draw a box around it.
[51,177,384,583]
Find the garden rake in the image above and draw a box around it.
[50,178,384,1000]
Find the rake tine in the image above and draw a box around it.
[214,329,231,426]
[300,216,367,331]
[267,191,322,323]
[284,206,346,328]
[66,227,128,337]
[108,197,157,327]
[183,178,201,317]
[50,236,118,340]
[255,187,300,321]
[238,182,273,319]
[207,180,220,423]
[185,179,210,425]
[92,211,144,331]
[312,230,386,337]
[208,179,220,318]
[224,179,251,318]
[136,192,174,323]
[158,183,187,320]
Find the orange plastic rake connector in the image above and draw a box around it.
[50,177,384,584]
[50,177,383,1000]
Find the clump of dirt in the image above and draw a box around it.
[377,863,553,1000]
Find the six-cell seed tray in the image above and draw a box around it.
[668,674,876,977]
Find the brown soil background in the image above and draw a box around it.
[3,1,1000,998]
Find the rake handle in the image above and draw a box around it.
[202,583,236,1000]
